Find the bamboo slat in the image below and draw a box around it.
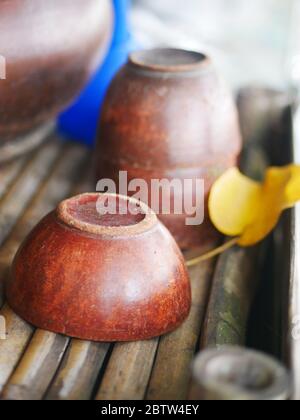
[0,122,55,165]
[289,106,300,400]
[0,141,89,396]
[0,157,28,200]
[1,331,69,400]
[201,245,262,348]
[146,255,217,400]
[96,340,159,401]
[0,138,63,308]
[46,340,110,401]
[0,305,34,393]
[0,139,63,248]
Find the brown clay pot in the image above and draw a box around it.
[0,0,113,140]
[6,193,191,342]
[95,48,242,250]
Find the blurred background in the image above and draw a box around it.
[60,0,298,144]
[131,0,295,89]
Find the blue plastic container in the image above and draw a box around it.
[58,0,135,146]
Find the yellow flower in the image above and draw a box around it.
[209,165,300,246]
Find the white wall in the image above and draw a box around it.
[131,0,294,89]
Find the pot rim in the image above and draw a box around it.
[57,192,157,237]
[129,48,211,73]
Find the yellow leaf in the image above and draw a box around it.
[282,165,300,208]
[208,165,300,246]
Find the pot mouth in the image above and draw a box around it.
[57,193,157,236]
[129,48,210,73]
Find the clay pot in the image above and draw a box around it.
[190,347,291,400]
[95,48,242,249]
[0,0,113,141]
[6,193,191,342]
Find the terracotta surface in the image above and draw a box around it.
[0,0,113,140]
[95,48,242,249]
[6,193,191,342]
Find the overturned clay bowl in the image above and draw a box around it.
[95,48,242,250]
[6,193,191,342]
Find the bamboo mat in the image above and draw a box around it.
[0,133,265,400]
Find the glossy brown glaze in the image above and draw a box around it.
[6,193,191,342]
[0,0,113,140]
[95,48,242,249]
